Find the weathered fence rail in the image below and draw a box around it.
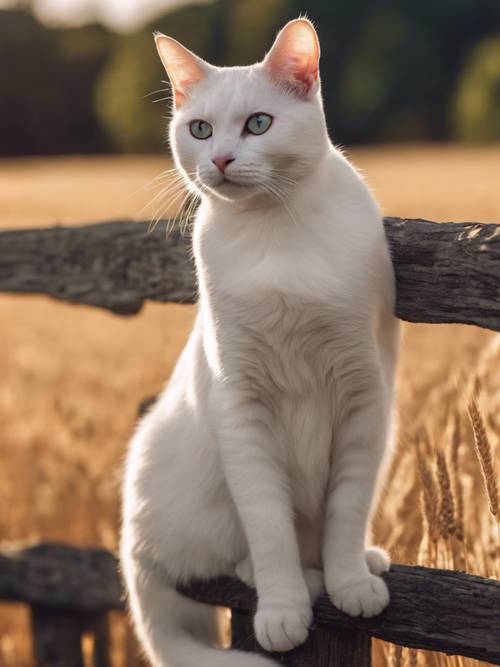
[1,217,500,330]
[0,543,499,666]
[1,215,500,666]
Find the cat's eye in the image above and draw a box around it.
[245,113,273,135]
[189,120,213,140]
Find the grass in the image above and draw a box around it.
[0,144,499,667]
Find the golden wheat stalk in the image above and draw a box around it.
[448,412,471,572]
[467,397,499,517]
[437,451,456,540]
[450,413,464,542]
[416,444,440,544]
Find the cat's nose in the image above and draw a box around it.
[212,155,235,173]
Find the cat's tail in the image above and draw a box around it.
[124,558,278,667]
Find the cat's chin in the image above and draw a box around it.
[207,180,260,202]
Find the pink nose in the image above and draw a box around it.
[212,155,235,173]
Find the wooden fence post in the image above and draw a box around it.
[31,606,111,667]
[231,609,371,666]
[31,606,85,667]
[88,612,112,667]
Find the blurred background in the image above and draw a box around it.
[1,0,500,155]
[1,1,499,667]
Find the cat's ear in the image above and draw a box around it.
[263,19,320,98]
[154,33,211,107]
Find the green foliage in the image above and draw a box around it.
[453,37,500,141]
[94,2,228,152]
[331,11,443,143]
[95,31,164,153]
[0,8,114,155]
[224,0,289,65]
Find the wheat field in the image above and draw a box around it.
[0,145,499,666]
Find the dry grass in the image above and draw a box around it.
[0,144,499,666]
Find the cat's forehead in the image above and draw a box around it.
[183,66,281,120]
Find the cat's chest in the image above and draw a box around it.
[223,293,340,397]
[199,216,344,304]
[230,294,337,519]
[215,294,340,522]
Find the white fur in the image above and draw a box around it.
[121,19,398,667]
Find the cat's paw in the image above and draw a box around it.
[254,603,312,652]
[365,546,390,576]
[303,568,324,601]
[328,573,389,618]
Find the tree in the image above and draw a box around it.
[453,36,500,141]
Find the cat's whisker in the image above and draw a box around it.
[133,169,185,215]
[146,179,190,232]
[144,176,185,206]
[142,87,169,99]
[117,166,180,210]
[146,169,197,204]
[149,167,180,182]
[271,175,301,217]
[181,188,202,234]
[141,177,187,223]
[268,167,297,184]
[149,191,185,234]
[169,190,194,233]
[158,182,198,235]
[261,181,300,230]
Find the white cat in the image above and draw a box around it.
[121,18,399,667]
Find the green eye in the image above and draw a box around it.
[189,119,212,140]
[245,113,273,135]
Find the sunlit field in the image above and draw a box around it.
[1,145,499,666]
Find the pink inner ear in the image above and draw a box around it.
[155,35,206,107]
[265,20,320,95]
[170,60,204,105]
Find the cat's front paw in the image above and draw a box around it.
[254,603,312,652]
[328,573,389,618]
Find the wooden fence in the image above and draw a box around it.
[0,217,499,667]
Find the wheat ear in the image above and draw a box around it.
[416,444,440,544]
[437,450,456,539]
[450,413,464,542]
[467,397,498,517]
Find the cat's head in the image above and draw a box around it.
[155,19,329,203]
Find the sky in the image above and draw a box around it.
[0,0,201,30]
